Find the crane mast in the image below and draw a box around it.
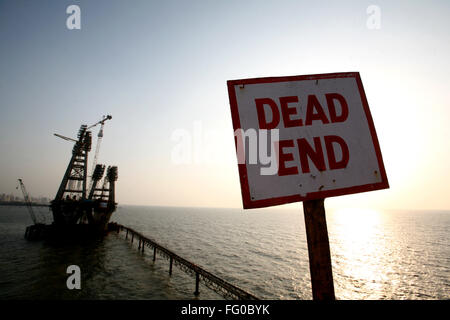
[88,118,108,188]
[17,179,37,225]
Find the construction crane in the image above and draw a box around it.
[53,115,112,189]
[54,115,112,145]
[17,179,37,225]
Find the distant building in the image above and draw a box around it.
[0,192,50,204]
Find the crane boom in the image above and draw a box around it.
[54,133,78,143]
[87,115,112,130]
[54,115,112,143]
[17,179,37,224]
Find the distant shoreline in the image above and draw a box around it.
[0,201,49,207]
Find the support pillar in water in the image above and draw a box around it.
[194,272,200,296]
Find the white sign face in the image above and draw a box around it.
[227,72,389,209]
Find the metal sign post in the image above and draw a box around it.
[303,199,335,300]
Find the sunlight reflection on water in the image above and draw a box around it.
[328,208,449,299]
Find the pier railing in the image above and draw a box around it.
[113,223,259,300]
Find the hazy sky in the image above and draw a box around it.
[1,0,449,211]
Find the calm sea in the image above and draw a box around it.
[0,204,448,300]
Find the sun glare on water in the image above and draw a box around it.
[329,208,390,299]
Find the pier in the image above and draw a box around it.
[111,223,259,300]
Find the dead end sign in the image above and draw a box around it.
[227,72,389,209]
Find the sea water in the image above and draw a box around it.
[0,205,448,300]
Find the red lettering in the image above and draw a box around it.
[326,93,348,123]
[305,95,330,125]
[277,139,298,176]
[255,98,280,129]
[279,96,302,128]
[297,137,326,173]
[324,135,349,170]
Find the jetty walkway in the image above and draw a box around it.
[111,223,259,300]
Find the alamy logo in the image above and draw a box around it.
[366,5,381,30]
[66,265,81,289]
[170,121,279,175]
[66,5,81,30]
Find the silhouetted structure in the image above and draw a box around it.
[25,116,118,241]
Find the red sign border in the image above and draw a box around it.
[227,72,389,209]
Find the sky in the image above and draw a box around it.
[0,0,449,211]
